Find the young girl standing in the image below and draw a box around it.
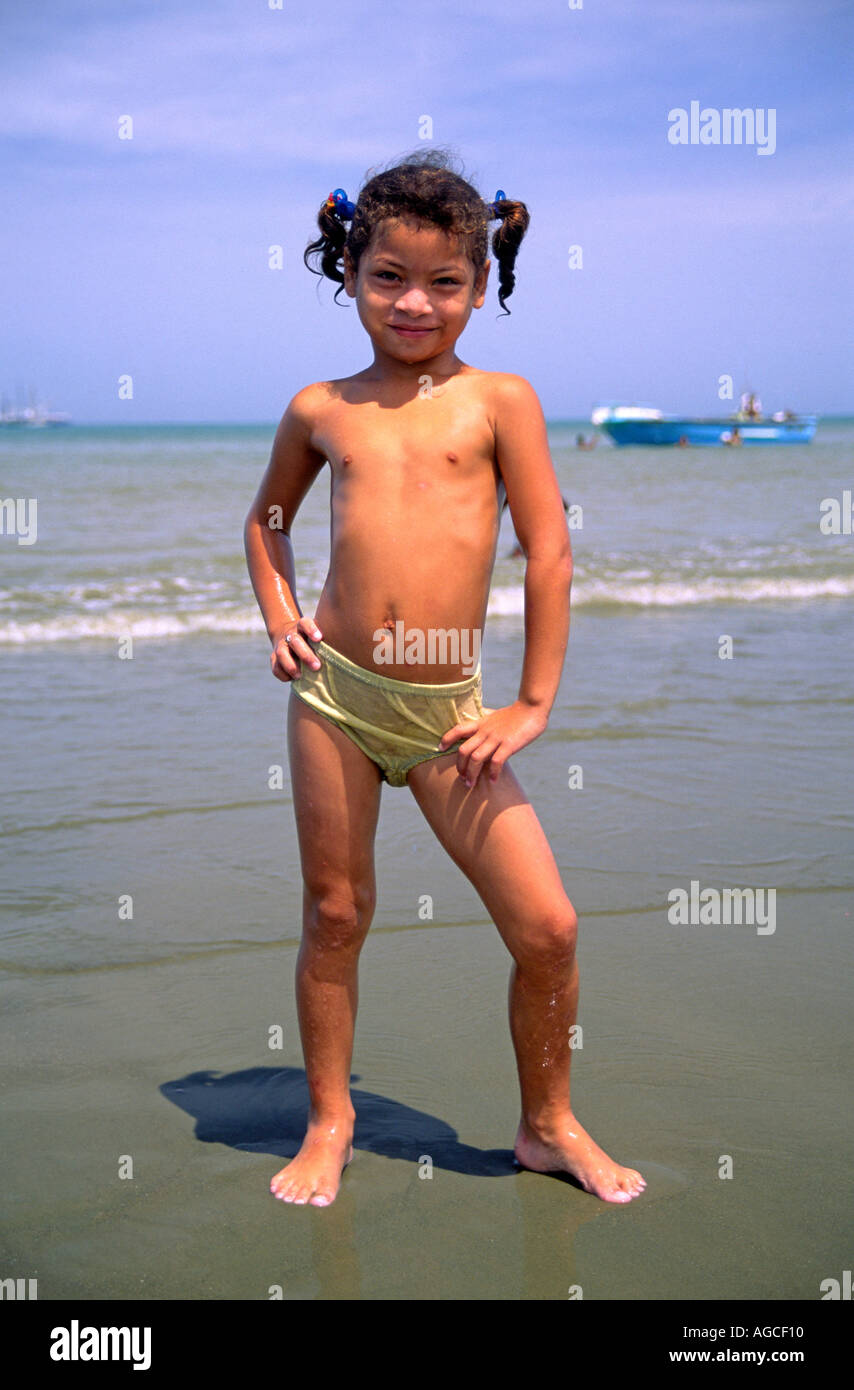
[245,149,645,1208]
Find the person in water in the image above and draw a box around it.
[739,391,762,420]
[244,149,646,1208]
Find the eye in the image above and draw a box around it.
[373,270,400,281]
[436,276,461,286]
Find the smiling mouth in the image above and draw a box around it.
[389,324,437,335]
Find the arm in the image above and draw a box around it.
[244,387,327,681]
[496,374,573,717]
[441,375,573,787]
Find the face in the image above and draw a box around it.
[343,217,489,363]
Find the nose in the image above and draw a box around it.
[394,286,432,316]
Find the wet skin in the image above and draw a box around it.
[245,218,646,1206]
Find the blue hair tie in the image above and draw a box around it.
[488,189,507,217]
[326,187,356,220]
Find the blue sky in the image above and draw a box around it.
[2,0,852,422]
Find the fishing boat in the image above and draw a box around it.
[1,391,71,428]
[592,402,816,446]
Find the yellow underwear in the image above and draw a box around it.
[289,638,484,787]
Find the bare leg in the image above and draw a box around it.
[406,754,645,1203]
[270,692,382,1207]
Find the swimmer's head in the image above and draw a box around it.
[304,147,529,317]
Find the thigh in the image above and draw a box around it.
[406,753,575,951]
[287,689,383,900]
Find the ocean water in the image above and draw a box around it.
[3,420,853,647]
[1,420,852,1300]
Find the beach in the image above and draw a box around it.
[1,421,852,1299]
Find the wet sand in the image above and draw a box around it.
[2,624,852,1299]
[2,886,849,1300]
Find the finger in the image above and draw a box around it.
[487,747,507,781]
[455,734,488,787]
[272,632,307,681]
[285,630,321,671]
[271,647,298,682]
[461,739,500,789]
[298,618,323,644]
[439,718,481,750]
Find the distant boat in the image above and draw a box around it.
[1,391,71,428]
[592,404,816,446]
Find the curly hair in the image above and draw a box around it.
[303,147,530,316]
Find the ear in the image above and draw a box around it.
[472,258,490,309]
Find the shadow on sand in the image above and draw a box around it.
[161,1065,521,1178]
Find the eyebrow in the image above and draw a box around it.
[370,256,466,273]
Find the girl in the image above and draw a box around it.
[244,148,645,1208]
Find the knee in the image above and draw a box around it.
[304,883,375,950]
[515,902,578,972]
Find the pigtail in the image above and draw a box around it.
[490,197,530,316]
[303,199,351,305]
[302,154,529,318]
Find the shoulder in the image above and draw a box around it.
[283,372,377,419]
[490,371,540,398]
[272,382,339,452]
[482,371,544,413]
[281,381,335,426]
[481,373,546,438]
[455,368,542,418]
[266,384,337,468]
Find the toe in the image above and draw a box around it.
[614,1172,642,1199]
[311,1178,339,1207]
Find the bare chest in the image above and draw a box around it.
[313,396,498,501]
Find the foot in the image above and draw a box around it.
[270,1122,354,1208]
[514,1115,646,1203]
